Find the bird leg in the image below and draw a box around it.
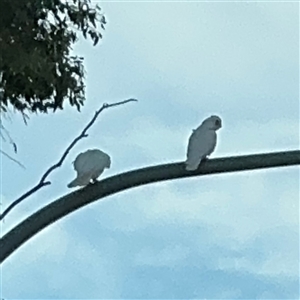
[200,157,209,165]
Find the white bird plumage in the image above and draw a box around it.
[67,149,111,188]
[185,115,222,171]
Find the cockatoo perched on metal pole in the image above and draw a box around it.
[185,115,222,171]
[67,149,111,188]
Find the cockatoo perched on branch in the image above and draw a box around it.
[67,149,111,188]
[185,115,222,171]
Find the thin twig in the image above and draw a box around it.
[0,98,137,221]
[0,150,26,169]
[0,118,18,153]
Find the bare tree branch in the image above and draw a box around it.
[0,150,26,169]
[0,150,299,264]
[0,98,137,221]
[0,116,25,168]
[0,118,17,153]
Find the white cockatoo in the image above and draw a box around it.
[185,115,222,171]
[67,149,111,188]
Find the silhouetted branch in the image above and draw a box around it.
[0,150,26,169]
[0,150,299,263]
[0,119,17,153]
[0,98,137,221]
[0,116,25,167]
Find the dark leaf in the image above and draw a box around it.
[93,35,99,46]
[0,0,105,118]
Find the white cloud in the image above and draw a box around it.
[220,117,299,155]
[1,2,298,298]
[130,170,298,274]
[135,244,190,267]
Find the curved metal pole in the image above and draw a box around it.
[1,150,299,264]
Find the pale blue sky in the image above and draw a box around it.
[1,1,299,299]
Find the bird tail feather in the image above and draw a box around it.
[185,158,201,171]
[67,175,90,188]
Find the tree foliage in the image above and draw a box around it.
[0,0,106,115]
